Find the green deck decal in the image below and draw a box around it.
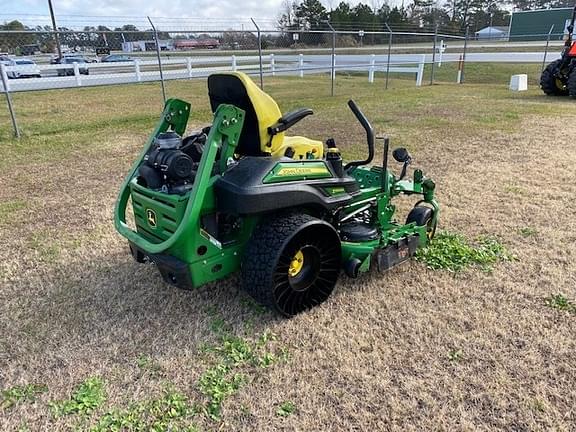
[262,161,332,184]
[324,186,346,196]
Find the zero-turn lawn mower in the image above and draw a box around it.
[541,4,576,97]
[114,72,439,316]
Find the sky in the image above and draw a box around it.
[0,0,391,30]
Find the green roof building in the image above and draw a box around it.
[509,7,573,41]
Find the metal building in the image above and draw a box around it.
[475,26,509,40]
[509,7,573,41]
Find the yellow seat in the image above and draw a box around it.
[276,136,323,159]
[207,72,323,159]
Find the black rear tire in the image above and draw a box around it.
[406,206,436,241]
[568,69,576,98]
[241,213,341,317]
[540,59,569,96]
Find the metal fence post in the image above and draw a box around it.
[48,0,62,59]
[325,21,336,97]
[430,24,438,85]
[232,55,237,72]
[251,18,264,89]
[270,54,275,76]
[385,23,393,90]
[461,25,469,84]
[147,16,166,104]
[0,63,20,138]
[541,24,555,74]
[299,54,304,78]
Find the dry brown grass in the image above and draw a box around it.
[1,76,575,431]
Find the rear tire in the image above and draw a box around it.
[568,69,576,98]
[406,206,436,241]
[540,59,569,96]
[241,213,341,317]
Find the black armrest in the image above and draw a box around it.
[268,108,313,136]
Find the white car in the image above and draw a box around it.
[5,58,41,79]
[0,54,11,66]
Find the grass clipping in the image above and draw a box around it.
[416,231,513,272]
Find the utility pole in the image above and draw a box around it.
[47,0,62,59]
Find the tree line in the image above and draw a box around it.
[0,21,172,53]
[1,0,574,53]
[279,0,575,33]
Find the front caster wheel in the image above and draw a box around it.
[241,213,341,317]
[406,206,437,241]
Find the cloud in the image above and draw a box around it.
[1,0,285,21]
[0,0,377,30]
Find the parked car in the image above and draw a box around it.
[51,54,98,65]
[101,54,133,63]
[5,58,41,79]
[56,57,90,76]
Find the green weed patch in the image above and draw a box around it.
[417,231,514,272]
[545,294,576,314]
[92,387,198,432]
[1,384,47,410]
[50,377,105,416]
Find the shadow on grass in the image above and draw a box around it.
[6,249,279,370]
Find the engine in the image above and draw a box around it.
[138,130,205,194]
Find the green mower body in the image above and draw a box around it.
[115,73,439,316]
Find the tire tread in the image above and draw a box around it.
[540,59,569,96]
[568,68,576,98]
[241,213,317,313]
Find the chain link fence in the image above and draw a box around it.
[0,17,568,137]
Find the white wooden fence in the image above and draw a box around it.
[0,53,427,93]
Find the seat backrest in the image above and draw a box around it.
[208,72,284,156]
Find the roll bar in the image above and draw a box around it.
[344,100,375,170]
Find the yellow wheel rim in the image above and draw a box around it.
[556,78,566,91]
[288,250,304,277]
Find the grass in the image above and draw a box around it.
[1,71,576,431]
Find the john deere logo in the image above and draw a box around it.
[146,209,157,228]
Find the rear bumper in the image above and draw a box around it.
[129,241,193,290]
